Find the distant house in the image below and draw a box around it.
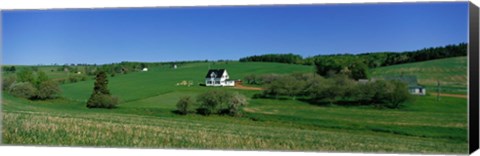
[173,64,177,69]
[385,76,426,95]
[142,68,148,72]
[205,69,235,87]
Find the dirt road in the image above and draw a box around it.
[234,84,264,91]
[437,93,467,99]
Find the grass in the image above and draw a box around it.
[370,57,467,94]
[2,65,77,80]
[61,62,314,102]
[1,94,467,153]
[1,60,469,154]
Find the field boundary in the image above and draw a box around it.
[437,93,467,99]
[234,84,264,91]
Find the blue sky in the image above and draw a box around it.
[2,2,468,65]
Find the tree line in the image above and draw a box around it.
[247,73,411,109]
[239,43,467,67]
[239,43,466,81]
[239,53,303,64]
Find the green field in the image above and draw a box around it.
[1,60,469,154]
[371,56,467,94]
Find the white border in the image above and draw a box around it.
[0,146,449,156]
[0,0,478,156]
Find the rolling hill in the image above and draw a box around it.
[370,56,467,94]
[1,59,469,153]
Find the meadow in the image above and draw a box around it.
[1,58,469,154]
[371,56,468,94]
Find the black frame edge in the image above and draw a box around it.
[469,1,480,154]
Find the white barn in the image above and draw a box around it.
[205,69,235,87]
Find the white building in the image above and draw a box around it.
[142,68,148,71]
[205,69,235,87]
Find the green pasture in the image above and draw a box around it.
[371,56,467,94]
[1,60,469,154]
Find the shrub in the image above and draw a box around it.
[16,69,35,84]
[176,96,195,115]
[226,92,248,117]
[9,82,37,99]
[195,90,249,116]
[68,75,78,83]
[2,76,16,91]
[263,75,305,100]
[257,74,281,85]
[303,75,327,98]
[257,72,410,109]
[244,74,256,84]
[196,90,231,115]
[330,75,357,99]
[56,79,66,84]
[303,75,356,104]
[36,80,62,99]
[35,71,49,87]
[352,80,410,108]
[379,80,410,108]
[352,83,377,104]
[87,94,118,109]
[80,75,88,81]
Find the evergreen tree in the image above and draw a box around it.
[87,71,117,108]
[92,71,110,95]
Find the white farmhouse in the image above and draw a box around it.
[142,68,148,71]
[205,69,235,87]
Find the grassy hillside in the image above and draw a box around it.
[61,62,314,102]
[370,56,467,94]
[2,61,468,154]
[2,65,74,79]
